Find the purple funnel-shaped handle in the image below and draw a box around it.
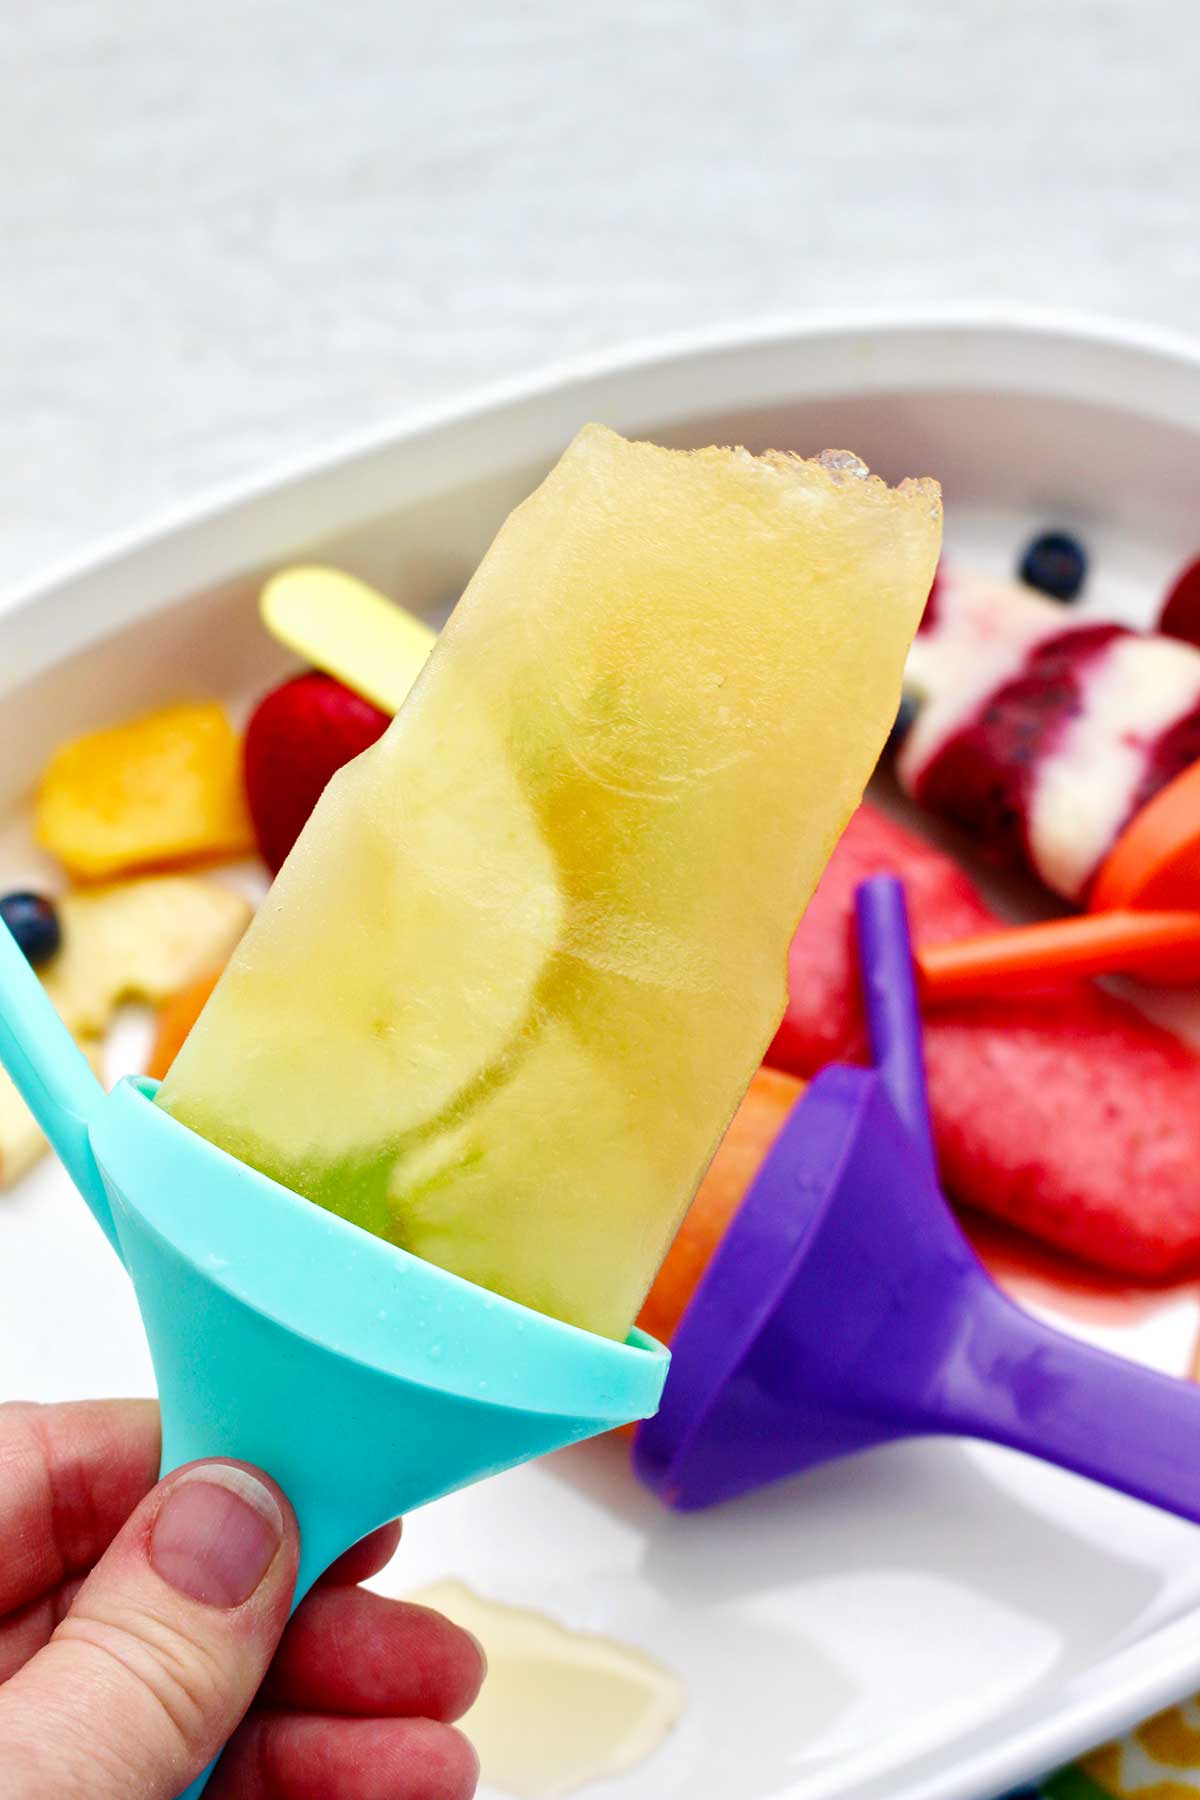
[634,876,1200,1521]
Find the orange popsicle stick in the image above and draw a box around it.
[1090,759,1200,913]
[918,909,1200,1002]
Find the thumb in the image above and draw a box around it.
[0,1460,298,1800]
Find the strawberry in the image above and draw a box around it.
[1159,554,1200,648]
[243,673,389,872]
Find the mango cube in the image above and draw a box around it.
[36,702,254,880]
[159,427,940,1339]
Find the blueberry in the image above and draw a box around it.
[0,891,62,967]
[886,691,921,755]
[1018,531,1087,602]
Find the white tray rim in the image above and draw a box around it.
[9,301,1200,625]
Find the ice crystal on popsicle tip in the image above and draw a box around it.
[158,426,941,1339]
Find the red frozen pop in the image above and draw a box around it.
[768,804,1200,1278]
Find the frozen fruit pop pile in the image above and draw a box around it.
[897,565,1200,900]
[157,425,940,1340]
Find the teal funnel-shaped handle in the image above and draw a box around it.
[83,1078,669,1800]
[0,914,669,1800]
[0,920,120,1256]
[96,1074,668,1591]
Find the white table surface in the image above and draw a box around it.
[2,0,1198,594]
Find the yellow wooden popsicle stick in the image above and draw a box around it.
[260,566,437,716]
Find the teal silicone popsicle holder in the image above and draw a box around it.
[0,921,669,1798]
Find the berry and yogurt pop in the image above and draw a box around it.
[158,425,940,1340]
[898,567,1200,901]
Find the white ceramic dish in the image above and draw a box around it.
[6,309,1200,1800]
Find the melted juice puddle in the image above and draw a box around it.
[408,1580,685,1798]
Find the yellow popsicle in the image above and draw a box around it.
[261,566,436,715]
[158,426,941,1339]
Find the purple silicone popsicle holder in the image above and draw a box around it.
[634,875,1200,1521]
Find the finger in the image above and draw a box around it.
[319,1520,403,1587]
[0,1459,298,1799]
[0,1399,160,1613]
[0,1575,85,1684]
[211,1712,479,1800]
[262,1586,486,1722]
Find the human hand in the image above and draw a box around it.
[0,1400,483,1798]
